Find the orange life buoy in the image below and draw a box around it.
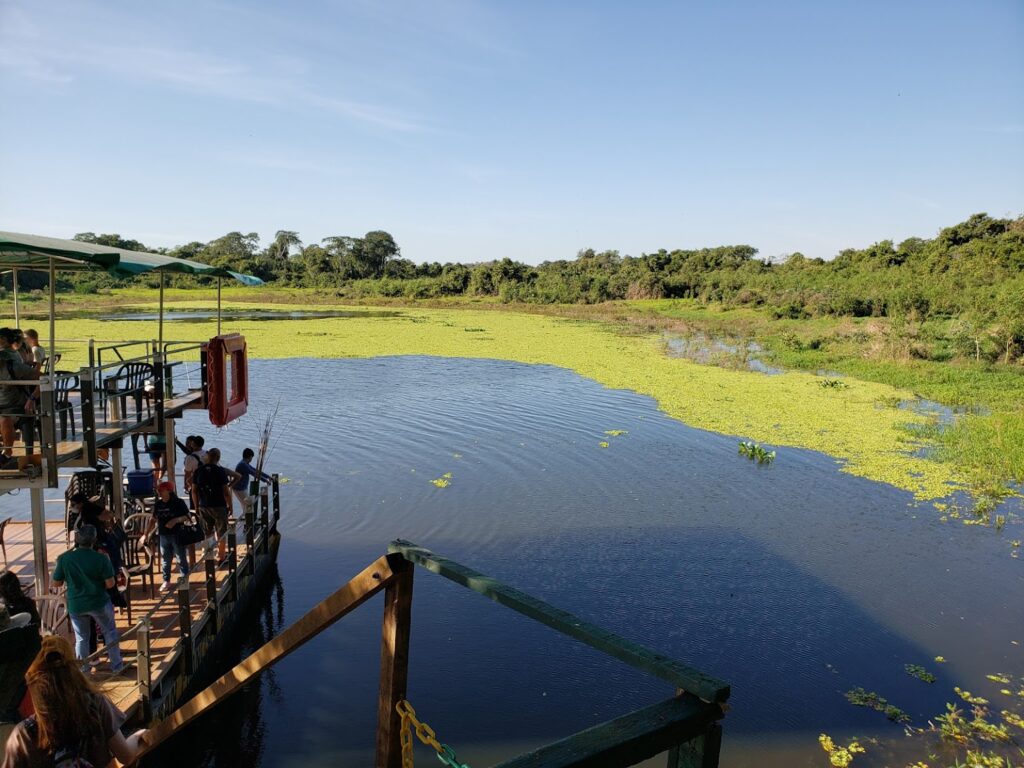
[206,334,248,427]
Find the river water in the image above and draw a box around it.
[5,356,1022,766]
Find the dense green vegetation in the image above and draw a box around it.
[4,212,1021,499]
[11,212,1022,365]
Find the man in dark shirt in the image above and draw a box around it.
[193,448,240,564]
[154,481,191,592]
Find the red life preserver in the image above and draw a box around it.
[206,334,248,427]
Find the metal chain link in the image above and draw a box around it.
[396,700,471,768]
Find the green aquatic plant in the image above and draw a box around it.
[818,733,866,767]
[604,430,628,437]
[431,472,453,488]
[598,441,610,448]
[906,664,937,683]
[739,440,776,464]
[844,687,911,723]
[819,378,848,389]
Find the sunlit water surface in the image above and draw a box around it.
[4,357,1021,767]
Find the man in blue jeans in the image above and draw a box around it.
[52,525,124,674]
[154,480,191,592]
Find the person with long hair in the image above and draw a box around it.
[0,572,39,627]
[1,636,147,767]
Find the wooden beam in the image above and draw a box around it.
[375,557,415,768]
[132,553,403,762]
[490,694,718,768]
[388,541,730,704]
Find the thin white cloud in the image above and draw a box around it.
[0,1,425,132]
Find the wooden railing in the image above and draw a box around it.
[0,339,208,489]
[130,539,729,768]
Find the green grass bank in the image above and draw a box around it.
[17,290,1001,504]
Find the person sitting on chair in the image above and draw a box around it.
[0,572,39,627]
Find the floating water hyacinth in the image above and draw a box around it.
[905,664,936,683]
[604,430,628,437]
[819,378,848,389]
[738,441,776,464]
[599,441,610,448]
[431,472,453,488]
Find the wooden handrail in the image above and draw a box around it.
[128,553,403,763]
[388,540,731,704]
[491,694,718,768]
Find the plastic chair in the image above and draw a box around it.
[106,362,154,422]
[53,370,79,440]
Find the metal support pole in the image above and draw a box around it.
[12,267,19,327]
[216,277,222,336]
[259,489,269,553]
[47,258,56,374]
[158,273,165,351]
[30,487,49,597]
[80,371,97,466]
[109,393,124,520]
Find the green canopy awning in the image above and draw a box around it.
[0,231,264,285]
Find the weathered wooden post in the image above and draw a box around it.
[177,579,194,674]
[226,518,238,602]
[259,489,270,554]
[205,552,218,634]
[374,555,415,768]
[137,617,153,722]
[666,687,723,768]
[271,474,280,525]
[79,369,97,466]
[245,500,256,577]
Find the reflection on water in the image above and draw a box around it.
[4,357,1019,767]
[664,333,785,375]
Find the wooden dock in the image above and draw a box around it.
[3,503,277,723]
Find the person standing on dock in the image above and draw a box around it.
[231,448,271,508]
[193,448,240,565]
[0,328,38,470]
[182,435,207,510]
[51,526,124,674]
[154,481,191,592]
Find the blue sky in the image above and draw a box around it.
[1,0,1022,264]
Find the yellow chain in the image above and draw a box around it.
[397,699,444,768]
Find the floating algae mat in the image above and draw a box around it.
[53,303,956,498]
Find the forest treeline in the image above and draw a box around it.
[13,212,1024,362]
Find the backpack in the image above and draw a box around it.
[24,716,95,768]
[193,463,224,506]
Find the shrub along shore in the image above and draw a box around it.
[12,289,1022,514]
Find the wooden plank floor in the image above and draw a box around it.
[4,519,250,716]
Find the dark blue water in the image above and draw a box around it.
[5,357,1021,767]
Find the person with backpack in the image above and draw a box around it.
[182,435,207,511]
[193,448,241,565]
[1,635,147,768]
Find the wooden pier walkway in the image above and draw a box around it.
[4,518,254,719]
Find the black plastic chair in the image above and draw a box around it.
[106,362,155,423]
[54,370,79,440]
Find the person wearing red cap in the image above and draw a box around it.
[153,481,190,592]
